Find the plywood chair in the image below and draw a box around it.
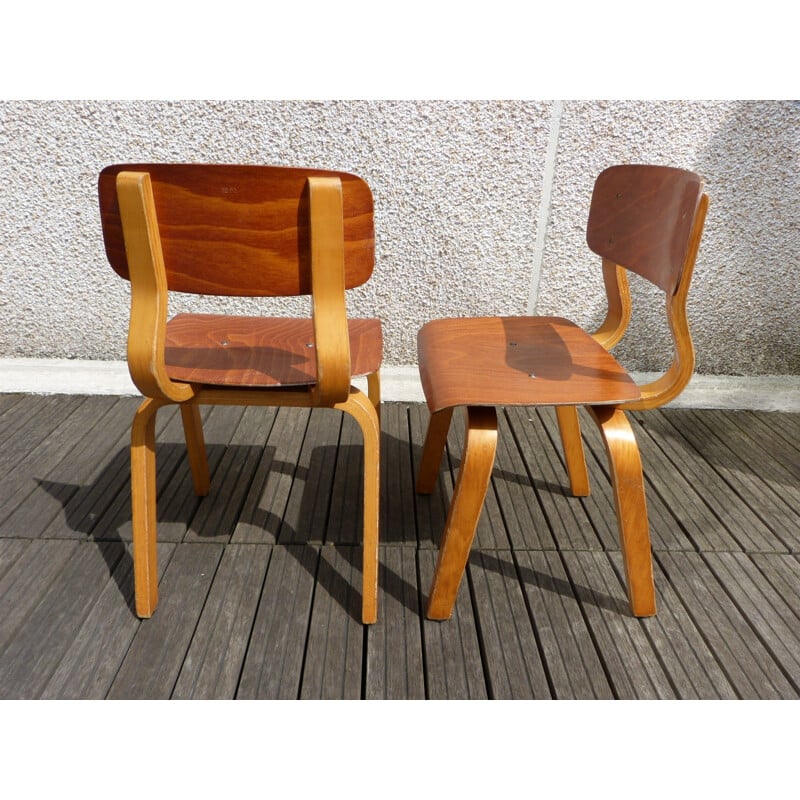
[416,164,709,620]
[98,164,381,623]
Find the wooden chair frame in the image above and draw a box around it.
[416,165,709,621]
[106,168,381,624]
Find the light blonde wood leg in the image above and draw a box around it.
[131,397,168,618]
[416,406,454,494]
[180,401,210,496]
[339,388,381,624]
[367,369,381,424]
[588,405,656,617]
[426,406,497,620]
[555,405,590,497]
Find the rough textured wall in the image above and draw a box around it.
[0,100,549,364]
[0,100,798,374]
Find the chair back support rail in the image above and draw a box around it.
[588,165,709,410]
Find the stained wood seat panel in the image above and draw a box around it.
[418,316,640,413]
[164,314,382,386]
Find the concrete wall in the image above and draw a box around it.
[1,100,797,376]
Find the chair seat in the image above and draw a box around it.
[417,316,640,412]
[165,313,382,387]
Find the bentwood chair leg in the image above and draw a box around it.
[131,397,168,618]
[180,402,210,496]
[555,405,590,497]
[416,406,455,494]
[588,405,656,616]
[367,369,381,424]
[426,406,498,621]
[340,388,381,624]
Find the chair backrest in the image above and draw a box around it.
[586,164,704,295]
[585,164,709,410]
[98,163,374,296]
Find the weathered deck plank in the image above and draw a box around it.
[40,542,176,699]
[0,540,125,699]
[173,543,272,699]
[236,544,318,699]
[418,548,488,699]
[107,542,224,699]
[0,397,798,700]
[636,410,790,552]
[656,551,797,699]
[366,545,425,699]
[301,544,365,699]
[468,550,552,699]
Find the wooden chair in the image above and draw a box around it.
[416,164,709,620]
[98,163,382,624]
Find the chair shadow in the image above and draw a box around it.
[34,408,618,624]
[34,431,422,622]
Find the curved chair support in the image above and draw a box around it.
[367,370,382,422]
[416,406,454,494]
[180,402,211,496]
[587,404,656,616]
[131,396,169,618]
[555,405,590,497]
[116,172,196,405]
[426,406,498,620]
[622,193,709,412]
[592,261,632,351]
[336,387,381,623]
[309,176,352,406]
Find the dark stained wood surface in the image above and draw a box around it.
[0,394,798,699]
[99,163,375,296]
[586,164,704,294]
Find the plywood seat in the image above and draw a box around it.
[165,314,382,387]
[418,315,640,412]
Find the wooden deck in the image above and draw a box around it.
[0,392,798,699]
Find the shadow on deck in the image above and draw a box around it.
[0,394,798,699]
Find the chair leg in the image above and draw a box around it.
[416,406,454,494]
[367,369,381,424]
[131,397,168,618]
[555,405,590,497]
[587,405,656,617]
[340,388,381,624]
[180,401,210,496]
[426,406,498,621]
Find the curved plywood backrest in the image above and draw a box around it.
[98,163,375,296]
[586,164,704,295]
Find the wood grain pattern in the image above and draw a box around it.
[116,172,196,403]
[587,405,655,616]
[164,314,382,386]
[417,316,640,414]
[586,164,703,294]
[426,406,498,620]
[99,163,374,296]
[308,176,351,404]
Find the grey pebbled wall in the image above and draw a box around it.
[1,100,797,375]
